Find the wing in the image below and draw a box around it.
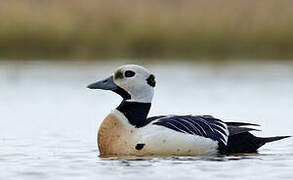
[152,115,229,145]
[146,115,166,122]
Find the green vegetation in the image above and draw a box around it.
[1,0,293,60]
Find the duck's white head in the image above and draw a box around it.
[87,64,156,103]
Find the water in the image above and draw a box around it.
[1,60,293,180]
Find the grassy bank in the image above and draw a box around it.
[1,0,293,60]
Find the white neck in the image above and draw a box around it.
[125,87,154,103]
[126,93,153,103]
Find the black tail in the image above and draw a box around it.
[222,132,290,154]
[218,121,291,154]
[225,122,260,127]
[260,136,291,143]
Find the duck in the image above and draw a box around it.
[87,64,290,157]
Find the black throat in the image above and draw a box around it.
[116,101,151,128]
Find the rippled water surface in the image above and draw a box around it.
[1,60,293,180]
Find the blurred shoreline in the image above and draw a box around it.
[1,0,293,60]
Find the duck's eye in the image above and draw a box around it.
[125,70,135,78]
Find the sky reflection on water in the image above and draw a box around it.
[0,60,293,180]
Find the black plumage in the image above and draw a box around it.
[223,122,290,154]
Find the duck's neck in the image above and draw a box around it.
[116,100,151,128]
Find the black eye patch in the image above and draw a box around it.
[125,70,135,78]
[146,74,156,87]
